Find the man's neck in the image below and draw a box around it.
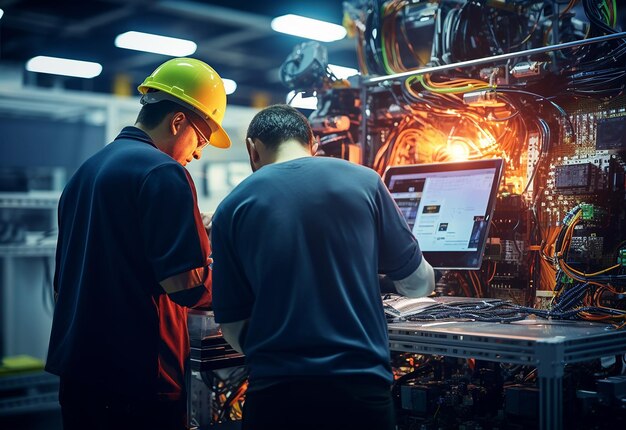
[271,140,311,165]
[134,122,170,156]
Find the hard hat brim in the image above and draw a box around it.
[208,121,231,149]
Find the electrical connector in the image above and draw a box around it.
[462,90,502,107]
[510,61,544,79]
[580,203,595,221]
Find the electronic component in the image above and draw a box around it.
[597,376,626,407]
[580,203,594,221]
[400,383,440,414]
[510,61,545,79]
[554,163,601,194]
[554,163,591,189]
[462,90,502,107]
[505,385,538,418]
[483,239,502,261]
[568,236,604,263]
[596,117,626,151]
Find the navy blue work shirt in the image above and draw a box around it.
[211,156,422,387]
[46,126,211,402]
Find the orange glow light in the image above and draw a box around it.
[446,141,470,161]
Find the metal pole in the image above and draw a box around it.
[551,0,560,73]
[364,31,626,85]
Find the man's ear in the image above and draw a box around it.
[311,139,319,156]
[170,112,186,136]
[246,137,260,164]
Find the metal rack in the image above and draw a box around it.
[364,32,626,86]
[0,372,59,416]
[0,192,58,359]
[0,192,61,209]
[0,192,59,257]
[0,245,56,258]
[388,319,626,430]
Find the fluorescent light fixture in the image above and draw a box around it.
[287,91,318,110]
[115,31,197,56]
[328,64,359,80]
[271,14,347,42]
[222,78,237,95]
[25,56,102,78]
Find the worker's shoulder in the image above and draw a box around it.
[107,138,178,170]
[212,165,279,219]
[216,170,258,206]
[79,139,182,186]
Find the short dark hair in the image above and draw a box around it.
[135,99,206,133]
[246,104,313,150]
[135,100,182,129]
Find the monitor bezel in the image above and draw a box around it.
[383,158,504,270]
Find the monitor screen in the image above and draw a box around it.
[383,158,504,269]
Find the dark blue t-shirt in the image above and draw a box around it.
[46,126,211,401]
[211,156,421,386]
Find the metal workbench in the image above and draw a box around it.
[387,319,626,430]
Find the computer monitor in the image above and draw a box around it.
[383,158,504,270]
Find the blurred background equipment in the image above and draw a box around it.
[280,41,333,94]
[187,310,246,429]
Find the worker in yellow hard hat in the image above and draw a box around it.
[138,57,231,152]
[46,58,230,430]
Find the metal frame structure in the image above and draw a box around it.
[388,320,626,430]
[364,32,626,85]
[358,31,626,165]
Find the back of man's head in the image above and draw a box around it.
[247,104,313,150]
[136,99,190,130]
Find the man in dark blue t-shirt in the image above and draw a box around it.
[46,58,231,430]
[211,104,435,430]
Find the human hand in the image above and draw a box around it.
[200,212,213,237]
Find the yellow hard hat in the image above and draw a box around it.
[138,58,231,149]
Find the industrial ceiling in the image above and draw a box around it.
[0,0,357,106]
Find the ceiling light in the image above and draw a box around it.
[271,14,347,42]
[328,64,359,80]
[222,79,237,95]
[287,91,318,110]
[25,56,102,78]
[114,31,197,56]
[0,9,4,20]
